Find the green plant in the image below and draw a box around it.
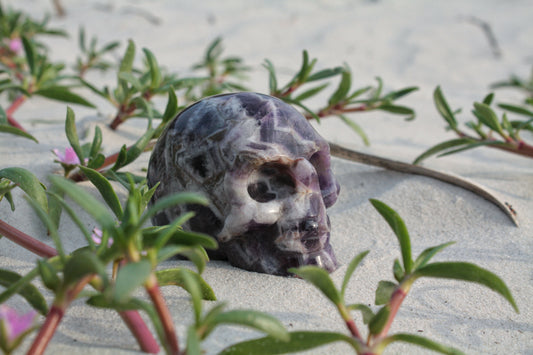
[265,50,418,145]
[221,199,518,355]
[414,87,533,163]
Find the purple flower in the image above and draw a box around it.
[8,38,22,54]
[91,228,113,247]
[52,147,81,165]
[0,305,37,352]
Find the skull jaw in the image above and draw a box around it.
[217,224,338,276]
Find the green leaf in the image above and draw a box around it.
[498,103,533,117]
[383,86,419,101]
[79,166,123,219]
[294,83,329,102]
[35,87,95,108]
[144,227,218,250]
[162,87,178,123]
[143,48,162,90]
[289,266,341,305]
[413,242,455,270]
[339,115,369,146]
[178,247,209,274]
[48,175,116,230]
[210,310,289,342]
[37,259,60,291]
[295,50,310,84]
[482,92,494,105]
[0,124,38,142]
[119,40,136,74]
[153,212,195,250]
[368,305,390,335]
[473,102,504,135]
[114,260,152,303]
[156,268,216,301]
[378,104,415,119]
[306,67,343,82]
[86,294,144,312]
[347,86,372,101]
[25,195,66,262]
[0,167,47,212]
[78,78,109,99]
[0,106,6,124]
[118,72,143,92]
[433,86,457,129]
[414,262,518,313]
[186,325,202,355]
[113,125,155,170]
[140,192,208,226]
[369,199,413,273]
[375,280,397,305]
[328,66,351,106]
[382,333,465,355]
[393,259,404,282]
[413,138,476,165]
[436,140,504,158]
[219,331,359,355]
[47,191,94,248]
[346,303,374,324]
[341,250,369,298]
[180,267,203,323]
[63,250,107,287]
[262,59,278,94]
[22,36,36,76]
[0,268,48,315]
[64,107,85,164]
[89,126,103,160]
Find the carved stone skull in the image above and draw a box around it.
[147,92,340,275]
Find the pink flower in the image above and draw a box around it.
[52,147,81,165]
[8,38,22,54]
[91,228,113,247]
[0,305,37,352]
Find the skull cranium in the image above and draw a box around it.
[147,92,340,275]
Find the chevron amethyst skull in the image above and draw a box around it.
[147,92,340,275]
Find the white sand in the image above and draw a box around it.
[1,0,532,354]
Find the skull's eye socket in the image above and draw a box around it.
[247,163,296,203]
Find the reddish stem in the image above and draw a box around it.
[119,310,160,354]
[457,130,533,159]
[26,305,64,355]
[375,287,408,340]
[146,276,179,354]
[6,95,28,132]
[346,318,362,339]
[0,219,58,258]
[304,103,371,120]
[0,219,159,353]
[109,90,153,130]
[28,275,92,355]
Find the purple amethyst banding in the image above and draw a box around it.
[147,92,340,276]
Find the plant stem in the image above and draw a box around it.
[0,219,160,353]
[145,274,179,354]
[26,304,64,355]
[6,95,28,132]
[0,219,57,258]
[304,103,372,120]
[119,310,160,354]
[27,275,92,355]
[346,318,362,339]
[375,286,409,341]
[457,130,533,158]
